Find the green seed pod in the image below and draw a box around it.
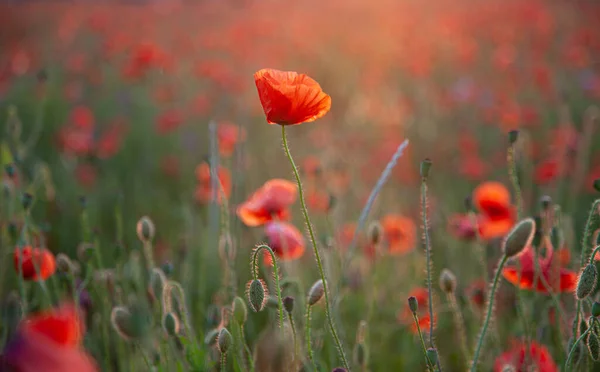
[246,279,268,312]
[420,158,432,179]
[502,218,536,258]
[568,337,583,366]
[136,216,155,243]
[204,328,219,346]
[163,312,180,337]
[232,296,248,324]
[353,343,368,367]
[408,296,418,314]
[576,264,598,300]
[307,279,325,306]
[283,296,295,314]
[588,328,600,361]
[439,268,457,294]
[593,302,600,318]
[217,328,233,354]
[426,348,439,366]
[111,307,134,341]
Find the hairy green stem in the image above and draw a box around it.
[420,178,435,345]
[237,322,254,372]
[289,314,299,364]
[412,313,434,371]
[281,125,349,369]
[447,293,470,365]
[566,320,595,370]
[252,244,285,334]
[305,301,315,368]
[470,255,508,372]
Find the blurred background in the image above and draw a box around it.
[1,0,600,371]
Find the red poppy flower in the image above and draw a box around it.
[473,182,516,240]
[237,179,297,227]
[399,287,434,334]
[217,122,246,157]
[494,340,557,372]
[1,304,98,372]
[502,244,577,294]
[381,214,416,255]
[447,213,477,240]
[263,221,305,264]
[467,279,487,311]
[194,162,232,204]
[254,68,331,125]
[13,246,56,281]
[534,158,561,185]
[305,186,331,214]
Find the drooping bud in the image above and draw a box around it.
[111,307,134,341]
[283,296,295,314]
[232,296,248,324]
[502,218,536,257]
[162,312,180,337]
[420,158,432,179]
[588,325,600,361]
[593,302,600,318]
[217,328,233,354]
[307,279,325,306]
[426,348,439,366]
[136,216,155,243]
[367,221,383,245]
[408,296,418,314]
[246,279,268,312]
[576,264,598,300]
[439,268,457,294]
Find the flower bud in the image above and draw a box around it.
[307,279,325,306]
[232,296,248,324]
[576,264,598,300]
[593,302,600,318]
[502,218,536,257]
[136,216,155,243]
[439,268,457,294]
[426,348,439,366]
[540,195,552,210]
[246,279,268,312]
[77,243,95,263]
[588,328,600,361]
[508,130,519,145]
[408,296,418,314]
[217,328,233,354]
[163,312,180,337]
[420,158,432,179]
[367,221,382,245]
[283,296,294,314]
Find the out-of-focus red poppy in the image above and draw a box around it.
[494,340,557,372]
[467,279,487,311]
[75,163,97,189]
[1,304,98,372]
[13,246,56,281]
[96,122,128,160]
[237,179,297,226]
[447,213,477,240]
[459,155,488,181]
[473,182,516,240]
[380,214,416,255]
[302,156,322,178]
[534,158,561,185]
[217,122,246,157]
[399,287,434,334]
[156,109,184,135]
[194,162,232,204]
[263,221,305,264]
[502,244,577,294]
[254,68,331,125]
[305,185,331,214]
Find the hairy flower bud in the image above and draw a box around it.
[217,328,233,354]
[577,264,598,300]
[439,268,457,294]
[307,279,325,306]
[232,296,248,324]
[246,279,268,312]
[408,296,418,314]
[136,216,155,243]
[502,218,536,257]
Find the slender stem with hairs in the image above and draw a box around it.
[252,244,285,335]
[305,303,315,368]
[237,322,254,372]
[289,315,299,363]
[281,125,350,369]
[470,255,508,372]
[420,177,435,345]
[413,313,435,371]
[446,293,470,365]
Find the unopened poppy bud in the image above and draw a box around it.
[594,179,600,193]
[163,312,180,337]
[136,216,155,242]
[367,221,383,245]
[502,218,536,257]
[246,279,268,312]
[508,130,519,145]
[353,342,368,367]
[307,279,325,306]
[56,253,74,274]
[588,329,600,361]
[111,307,134,341]
[540,195,552,210]
[420,158,432,179]
[408,296,418,314]
[439,268,457,294]
[576,264,598,300]
[204,328,219,345]
[21,192,33,210]
[283,296,295,314]
[593,302,600,318]
[217,328,233,354]
[426,348,439,366]
[232,296,248,324]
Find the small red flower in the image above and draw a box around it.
[254,68,331,125]
[237,179,297,226]
[263,221,305,264]
[494,340,557,372]
[22,304,83,347]
[473,182,516,240]
[381,214,416,255]
[13,246,56,281]
[217,122,246,157]
[194,162,231,204]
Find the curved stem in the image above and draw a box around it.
[470,255,508,372]
[412,313,434,371]
[281,125,349,369]
[237,323,254,372]
[589,244,600,263]
[421,178,435,345]
[305,304,315,368]
[565,320,594,370]
[252,244,285,333]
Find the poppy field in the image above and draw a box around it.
[3,1,600,371]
